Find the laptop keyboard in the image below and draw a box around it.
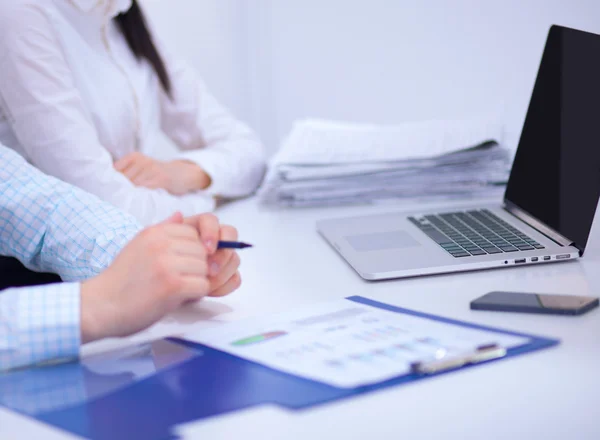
[408,209,545,258]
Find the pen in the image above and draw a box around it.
[217,241,253,249]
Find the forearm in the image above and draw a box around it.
[0,147,140,280]
[166,83,267,197]
[0,276,124,372]
[0,283,81,372]
[176,135,267,198]
[157,46,266,197]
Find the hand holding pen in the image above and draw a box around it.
[174,213,253,297]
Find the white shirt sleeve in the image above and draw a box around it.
[0,5,215,226]
[156,36,267,197]
[0,283,81,373]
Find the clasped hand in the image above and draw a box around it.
[81,212,240,343]
[115,152,211,195]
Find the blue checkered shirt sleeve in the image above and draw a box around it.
[0,283,81,372]
[0,146,141,371]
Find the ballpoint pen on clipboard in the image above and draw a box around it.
[410,343,507,375]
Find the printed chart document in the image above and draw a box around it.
[182,300,528,388]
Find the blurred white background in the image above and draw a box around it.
[143,0,600,154]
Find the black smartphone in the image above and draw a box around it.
[470,291,599,315]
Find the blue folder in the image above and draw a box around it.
[0,296,559,440]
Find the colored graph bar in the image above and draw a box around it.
[231,331,287,347]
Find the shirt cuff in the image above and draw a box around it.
[1,282,81,372]
[177,149,228,197]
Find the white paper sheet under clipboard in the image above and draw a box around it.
[181,297,549,389]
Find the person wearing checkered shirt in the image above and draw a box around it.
[0,145,243,372]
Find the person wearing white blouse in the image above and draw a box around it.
[0,0,266,226]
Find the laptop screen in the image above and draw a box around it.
[505,25,600,253]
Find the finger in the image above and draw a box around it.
[170,255,208,277]
[208,271,242,298]
[136,175,165,189]
[219,224,239,241]
[184,214,220,254]
[179,276,211,300]
[123,161,148,181]
[132,168,159,185]
[114,153,136,172]
[207,249,233,277]
[136,177,165,190]
[159,212,184,225]
[206,225,239,275]
[117,155,143,175]
[135,179,160,189]
[162,224,201,242]
[209,252,240,292]
[171,240,207,259]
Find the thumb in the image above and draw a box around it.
[160,211,184,225]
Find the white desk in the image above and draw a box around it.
[1,196,599,440]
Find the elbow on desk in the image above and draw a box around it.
[221,147,268,198]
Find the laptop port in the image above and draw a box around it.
[515,258,526,264]
[531,257,539,262]
[556,254,571,260]
[543,256,551,261]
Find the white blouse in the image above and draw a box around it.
[0,0,266,226]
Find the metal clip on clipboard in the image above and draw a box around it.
[410,343,507,375]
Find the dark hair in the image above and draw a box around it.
[115,0,172,96]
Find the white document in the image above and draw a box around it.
[274,119,505,165]
[182,299,528,388]
[275,143,509,182]
[259,118,509,207]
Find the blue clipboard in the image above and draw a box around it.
[0,296,559,440]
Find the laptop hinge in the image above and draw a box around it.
[503,201,576,248]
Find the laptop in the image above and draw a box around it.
[317,25,600,280]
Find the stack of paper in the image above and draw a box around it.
[259,119,511,207]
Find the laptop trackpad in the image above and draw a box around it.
[345,230,421,252]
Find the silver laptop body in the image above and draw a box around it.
[317,26,600,280]
[317,203,579,280]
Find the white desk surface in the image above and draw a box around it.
[1,196,599,440]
